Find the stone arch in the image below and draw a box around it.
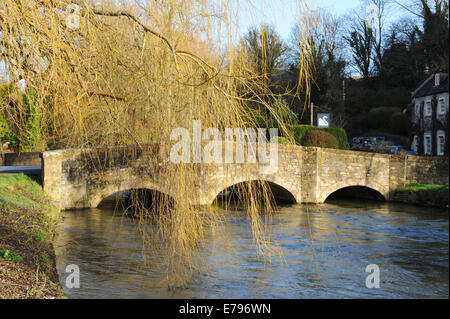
[322,184,386,202]
[89,181,176,208]
[206,175,298,205]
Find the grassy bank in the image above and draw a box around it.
[397,184,449,192]
[394,184,449,208]
[0,174,64,299]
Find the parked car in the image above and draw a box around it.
[362,138,375,152]
[374,140,395,154]
[390,145,402,155]
[365,137,378,151]
[390,145,411,155]
[351,137,365,150]
[405,150,418,156]
[350,137,377,152]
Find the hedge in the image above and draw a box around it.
[302,130,338,149]
[292,125,349,150]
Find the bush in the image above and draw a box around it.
[292,125,349,150]
[0,83,17,146]
[368,107,401,130]
[348,114,369,137]
[0,83,44,151]
[0,82,15,99]
[302,130,339,149]
[272,97,299,127]
[21,89,44,152]
[389,112,410,136]
[243,97,298,130]
[292,124,312,145]
[0,113,14,143]
[277,137,291,145]
[324,127,350,150]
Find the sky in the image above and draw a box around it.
[237,0,359,40]
[237,0,414,42]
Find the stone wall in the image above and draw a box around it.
[393,189,449,208]
[1,152,41,166]
[405,156,449,185]
[318,148,391,202]
[41,144,449,210]
[42,145,169,209]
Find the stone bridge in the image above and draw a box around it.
[40,144,449,210]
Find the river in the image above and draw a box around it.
[54,200,449,298]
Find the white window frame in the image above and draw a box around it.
[437,131,445,156]
[437,98,446,115]
[414,103,420,118]
[424,100,432,116]
[424,133,432,155]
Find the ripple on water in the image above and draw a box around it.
[55,202,449,298]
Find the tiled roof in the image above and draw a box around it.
[413,73,449,98]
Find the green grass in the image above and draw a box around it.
[397,184,449,192]
[0,173,63,298]
[0,174,57,215]
[0,174,59,248]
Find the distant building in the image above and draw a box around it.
[411,73,448,156]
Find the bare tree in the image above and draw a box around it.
[418,0,449,72]
[363,0,391,75]
[344,18,375,79]
[241,24,287,79]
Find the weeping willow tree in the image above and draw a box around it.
[0,0,317,287]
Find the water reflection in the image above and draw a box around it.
[54,200,449,298]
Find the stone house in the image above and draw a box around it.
[411,73,449,156]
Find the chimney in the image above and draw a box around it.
[435,73,440,86]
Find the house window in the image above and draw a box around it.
[437,131,445,156]
[424,133,432,155]
[438,98,446,115]
[415,103,420,118]
[424,100,432,116]
[412,136,418,152]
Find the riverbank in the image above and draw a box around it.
[0,174,64,299]
[393,184,449,208]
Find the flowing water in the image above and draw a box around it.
[54,200,449,299]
